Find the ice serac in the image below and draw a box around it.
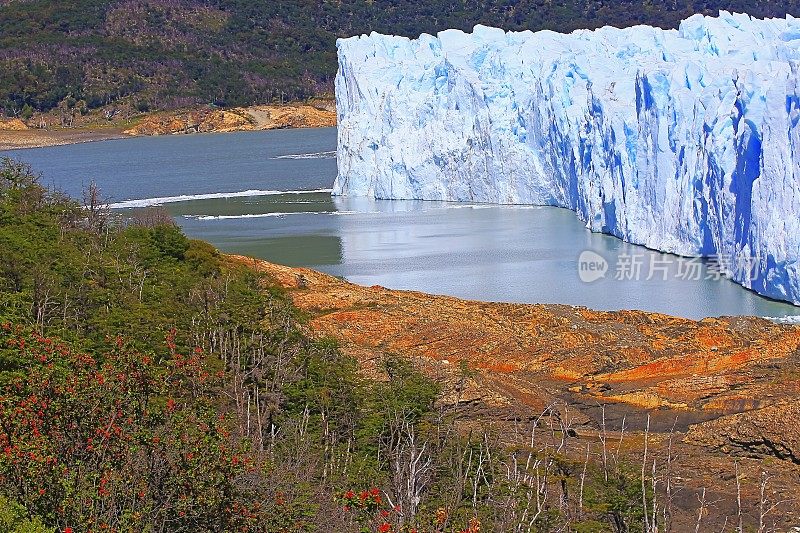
[334,12,800,305]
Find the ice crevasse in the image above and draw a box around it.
[333,11,800,305]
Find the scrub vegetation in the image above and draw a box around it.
[0,157,788,531]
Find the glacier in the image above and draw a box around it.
[333,12,800,306]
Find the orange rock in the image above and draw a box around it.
[230,255,800,459]
[0,118,29,131]
[124,102,335,136]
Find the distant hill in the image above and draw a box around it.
[1,0,799,116]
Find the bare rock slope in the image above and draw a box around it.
[231,256,800,526]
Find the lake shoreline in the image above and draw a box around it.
[0,128,128,151]
[0,101,336,151]
[9,126,797,319]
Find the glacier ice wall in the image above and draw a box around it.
[334,12,800,305]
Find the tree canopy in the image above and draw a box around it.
[1,0,799,115]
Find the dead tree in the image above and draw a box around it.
[383,411,434,528]
[83,181,111,237]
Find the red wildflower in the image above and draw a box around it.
[344,490,355,499]
[378,523,391,533]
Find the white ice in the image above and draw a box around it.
[334,12,800,305]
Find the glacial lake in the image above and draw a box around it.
[4,127,799,320]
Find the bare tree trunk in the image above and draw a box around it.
[578,443,590,519]
[642,414,651,533]
[384,411,434,528]
[735,461,743,533]
[758,471,788,533]
[601,404,609,482]
[695,487,706,533]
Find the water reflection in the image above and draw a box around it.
[169,193,344,267]
[101,191,800,319]
[325,197,799,319]
[6,127,797,319]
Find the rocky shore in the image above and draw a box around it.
[122,101,336,136]
[0,100,336,151]
[0,126,127,151]
[236,256,800,529]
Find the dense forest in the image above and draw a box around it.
[0,158,694,531]
[1,0,799,116]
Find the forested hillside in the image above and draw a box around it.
[1,0,799,116]
[0,157,666,531]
